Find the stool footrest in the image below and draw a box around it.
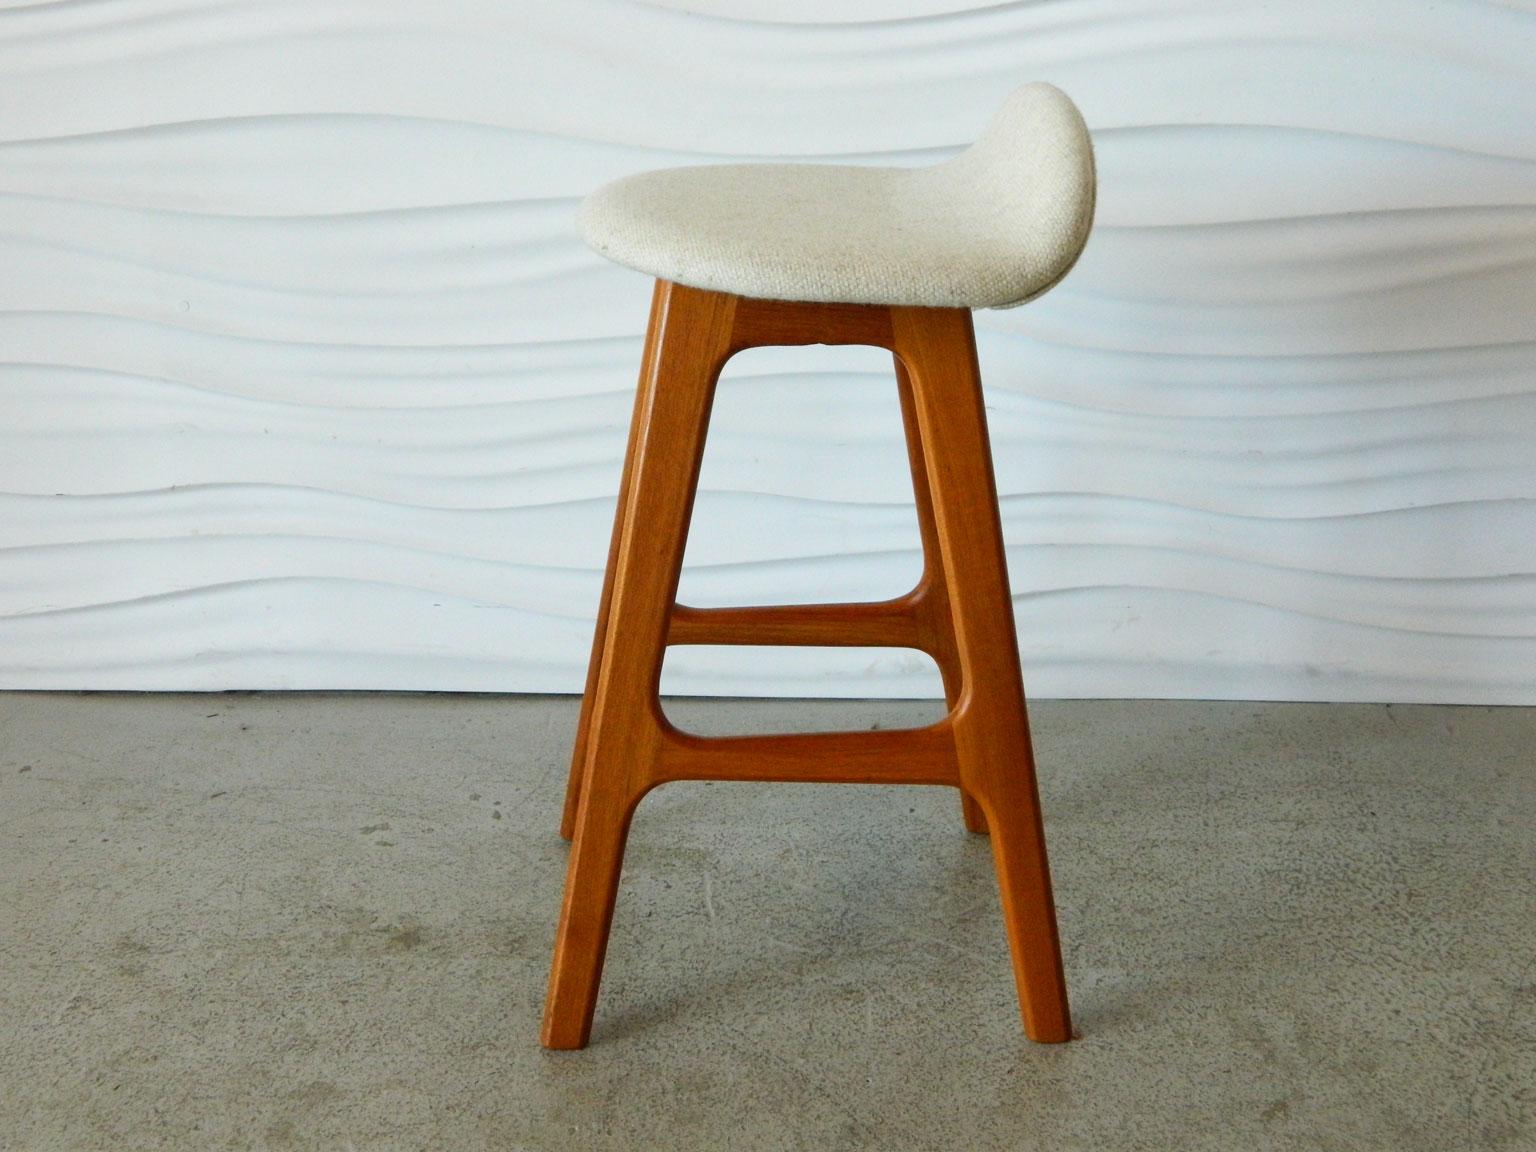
[654,722,959,787]
[668,599,925,650]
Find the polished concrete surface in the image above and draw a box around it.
[1,693,1532,1151]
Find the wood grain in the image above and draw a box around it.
[545,282,1069,1048]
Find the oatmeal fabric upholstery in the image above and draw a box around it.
[577,82,1096,310]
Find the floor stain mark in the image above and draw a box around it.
[384,925,424,951]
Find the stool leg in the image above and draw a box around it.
[892,307,1071,1043]
[957,776,989,833]
[894,356,988,837]
[561,285,666,841]
[543,282,736,1049]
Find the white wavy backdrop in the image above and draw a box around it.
[1,0,1534,701]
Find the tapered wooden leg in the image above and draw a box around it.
[559,561,614,841]
[894,356,988,836]
[561,285,668,841]
[958,786,989,833]
[549,287,1068,1048]
[892,307,1071,1043]
[543,282,737,1050]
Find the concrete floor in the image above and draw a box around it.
[1,694,1532,1151]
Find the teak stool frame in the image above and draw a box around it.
[543,279,1070,1049]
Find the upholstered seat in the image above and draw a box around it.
[578,83,1095,310]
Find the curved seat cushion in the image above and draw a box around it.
[578,83,1096,310]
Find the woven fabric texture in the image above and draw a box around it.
[577,82,1096,310]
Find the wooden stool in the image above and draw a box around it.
[543,83,1097,1049]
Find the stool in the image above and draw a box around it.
[544,82,1096,1049]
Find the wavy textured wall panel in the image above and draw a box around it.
[1,0,1533,701]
